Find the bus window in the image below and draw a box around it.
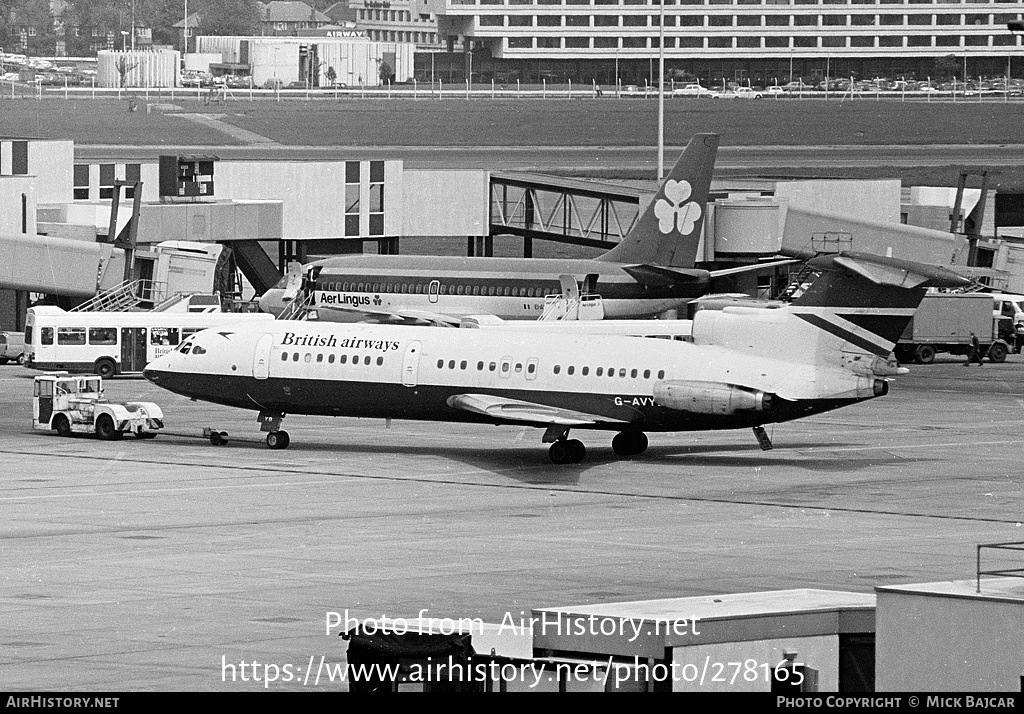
[89,327,117,345]
[41,327,53,345]
[182,328,202,339]
[151,327,180,346]
[57,327,86,345]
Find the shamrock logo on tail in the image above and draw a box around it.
[654,180,702,235]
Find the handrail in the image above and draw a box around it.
[976,541,1024,593]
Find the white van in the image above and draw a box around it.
[0,331,26,364]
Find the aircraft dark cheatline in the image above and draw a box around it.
[258,133,750,325]
[144,252,968,463]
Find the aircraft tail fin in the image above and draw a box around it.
[788,252,971,358]
[597,133,719,268]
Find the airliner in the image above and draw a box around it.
[143,252,967,463]
[259,133,737,325]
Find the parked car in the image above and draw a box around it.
[262,77,284,90]
[619,84,646,97]
[672,83,713,98]
[731,87,764,99]
[765,85,785,97]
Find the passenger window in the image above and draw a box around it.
[292,353,299,361]
[304,354,312,363]
[448,360,456,369]
[489,362,496,371]
[619,368,626,377]
[528,363,537,374]
[457,285,465,295]
[488,286,496,296]
[596,368,604,376]
[515,363,522,373]
[500,362,510,373]
[472,286,480,296]
[280,352,287,361]
[41,327,53,345]
[317,354,323,363]
[364,356,371,365]
[567,366,574,375]
[631,369,637,378]
[554,365,561,374]
[644,369,651,379]
[415,284,423,294]
[460,361,467,370]
[658,370,665,379]
[340,355,348,364]
[477,361,484,370]
[582,367,589,376]
[90,327,117,345]
[437,359,444,368]
[57,327,86,346]
[329,354,335,363]
[376,356,383,365]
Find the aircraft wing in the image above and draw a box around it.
[315,301,461,327]
[446,393,626,426]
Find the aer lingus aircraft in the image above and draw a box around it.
[258,133,735,325]
[144,252,966,463]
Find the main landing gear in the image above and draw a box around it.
[543,427,650,464]
[259,410,291,450]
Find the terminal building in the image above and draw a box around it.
[404,0,1024,84]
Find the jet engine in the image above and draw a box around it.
[653,380,775,415]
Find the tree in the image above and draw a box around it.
[193,0,259,36]
[933,54,962,81]
[326,65,336,86]
[378,60,394,85]
[115,55,138,87]
[13,0,57,56]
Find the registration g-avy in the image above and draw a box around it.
[33,373,163,440]
[258,134,731,325]
[144,253,967,463]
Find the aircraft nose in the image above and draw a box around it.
[143,354,170,384]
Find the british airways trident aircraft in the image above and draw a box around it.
[144,252,966,463]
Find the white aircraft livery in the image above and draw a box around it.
[258,133,723,325]
[143,252,967,463]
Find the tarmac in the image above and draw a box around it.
[1,355,1022,691]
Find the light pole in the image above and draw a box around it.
[1010,21,1024,82]
[657,0,664,179]
[121,31,128,52]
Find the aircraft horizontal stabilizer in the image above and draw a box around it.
[622,264,708,287]
[446,394,623,426]
[709,259,798,279]
[807,251,970,290]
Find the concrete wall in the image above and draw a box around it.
[404,169,489,237]
[876,581,1024,692]
[0,176,36,235]
[97,50,180,88]
[776,180,902,224]
[671,635,839,692]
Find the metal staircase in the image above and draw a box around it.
[71,279,165,312]
[277,290,316,321]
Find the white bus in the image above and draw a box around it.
[25,306,274,377]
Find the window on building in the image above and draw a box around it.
[736,14,761,24]
[906,34,931,45]
[622,36,647,47]
[822,14,846,24]
[878,13,902,23]
[566,14,589,24]
[850,13,875,23]
[480,15,504,24]
[793,13,818,24]
[907,13,930,24]
[594,15,618,24]
[964,34,988,45]
[508,37,533,47]
[765,14,789,24]
[565,36,590,46]
[764,35,790,46]
[793,35,817,46]
[537,14,561,24]
[935,33,960,45]
[708,14,733,24]
[708,36,733,46]
[679,15,705,25]
[936,13,960,24]
[822,35,846,45]
[537,36,561,47]
[73,164,90,200]
[678,36,704,46]
[623,15,647,25]
[508,14,533,24]
[736,36,761,46]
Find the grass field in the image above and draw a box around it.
[2,95,1022,185]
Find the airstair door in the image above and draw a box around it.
[428,280,440,304]
[558,274,580,302]
[402,341,421,387]
[253,334,274,379]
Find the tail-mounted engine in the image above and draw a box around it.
[653,381,775,416]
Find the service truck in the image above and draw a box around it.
[32,373,163,439]
[895,292,1009,364]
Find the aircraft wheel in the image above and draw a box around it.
[549,440,570,465]
[612,431,648,457]
[565,439,586,463]
[210,431,229,446]
[267,430,290,450]
[54,415,72,438]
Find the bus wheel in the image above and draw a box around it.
[54,415,72,437]
[95,358,116,379]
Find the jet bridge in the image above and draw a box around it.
[489,172,643,256]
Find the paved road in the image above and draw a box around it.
[2,357,1022,689]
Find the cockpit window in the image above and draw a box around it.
[178,339,193,354]
[191,345,207,355]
